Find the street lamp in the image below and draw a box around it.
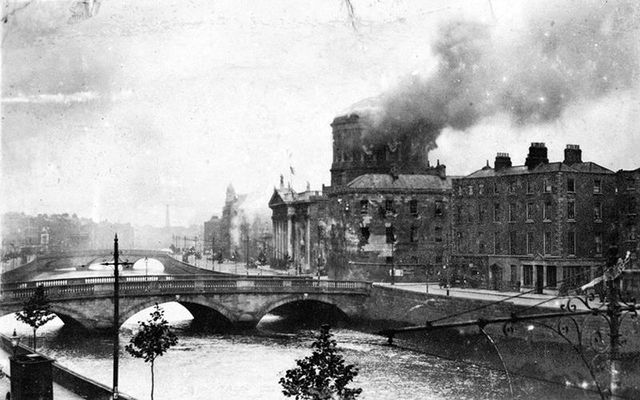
[10,329,20,357]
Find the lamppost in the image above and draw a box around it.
[10,329,20,357]
[101,234,131,400]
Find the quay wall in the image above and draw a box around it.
[0,333,137,400]
[361,284,640,353]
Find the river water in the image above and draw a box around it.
[0,303,601,400]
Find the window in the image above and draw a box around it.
[526,232,534,254]
[435,255,443,264]
[543,201,552,221]
[455,232,463,252]
[593,179,602,194]
[509,181,516,194]
[567,201,575,220]
[594,202,602,221]
[478,235,485,254]
[527,180,534,194]
[510,265,518,284]
[478,204,485,223]
[409,226,417,243]
[344,200,351,214]
[567,178,575,193]
[466,207,473,223]
[360,200,369,214]
[523,266,533,286]
[458,186,463,196]
[567,231,576,255]
[435,201,443,216]
[626,177,635,191]
[509,231,517,254]
[526,202,534,221]
[494,232,501,254]
[595,232,603,254]
[547,266,557,288]
[543,178,552,193]
[385,199,394,213]
[509,203,516,222]
[360,226,370,243]
[544,231,552,255]
[409,199,418,215]
[494,203,501,222]
[455,206,462,224]
[385,225,395,244]
[434,226,443,242]
[494,182,499,194]
[467,185,474,195]
[479,184,484,195]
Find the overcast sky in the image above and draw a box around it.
[2,0,639,227]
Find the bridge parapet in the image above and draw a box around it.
[0,276,371,304]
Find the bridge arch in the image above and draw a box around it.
[119,296,237,330]
[255,294,349,324]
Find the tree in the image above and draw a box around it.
[280,325,362,400]
[125,304,178,400]
[15,284,55,352]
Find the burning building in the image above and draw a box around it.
[325,113,452,283]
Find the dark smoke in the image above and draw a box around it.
[357,0,640,150]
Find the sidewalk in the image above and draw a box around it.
[376,282,604,311]
[0,349,84,400]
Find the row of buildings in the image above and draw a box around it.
[269,113,639,294]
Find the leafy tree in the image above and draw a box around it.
[280,325,362,400]
[15,284,55,352]
[125,304,178,400]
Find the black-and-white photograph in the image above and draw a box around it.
[1,1,639,399]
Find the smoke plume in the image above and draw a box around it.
[356,0,640,151]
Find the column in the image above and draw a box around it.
[306,217,311,271]
[287,207,294,259]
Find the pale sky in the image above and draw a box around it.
[2,0,639,227]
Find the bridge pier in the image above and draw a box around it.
[233,315,259,331]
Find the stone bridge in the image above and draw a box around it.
[1,249,217,283]
[0,275,371,330]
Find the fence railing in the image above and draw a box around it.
[0,275,371,302]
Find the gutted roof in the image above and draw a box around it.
[347,174,452,191]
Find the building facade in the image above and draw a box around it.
[616,168,640,269]
[269,179,328,274]
[326,173,451,283]
[451,143,617,294]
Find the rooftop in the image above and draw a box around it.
[465,161,613,179]
[346,173,452,191]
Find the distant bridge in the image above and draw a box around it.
[1,249,219,283]
[0,275,371,330]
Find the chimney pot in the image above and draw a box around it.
[494,152,512,170]
[525,142,548,170]
[564,144,582,165]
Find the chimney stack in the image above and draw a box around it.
[494,152,512,170]
[525,142,548,170]
[564,144,582,165]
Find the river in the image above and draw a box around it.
[0,302,601,400]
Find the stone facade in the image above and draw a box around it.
[451,143,618,293]
[616,168,640,269]
[326,174,451,283]
[268,181,328,273]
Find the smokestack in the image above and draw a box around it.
[564,144,582,165]
[525,142,548,170]
[494,152,512,170]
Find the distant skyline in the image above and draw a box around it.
[2,0,639,227]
